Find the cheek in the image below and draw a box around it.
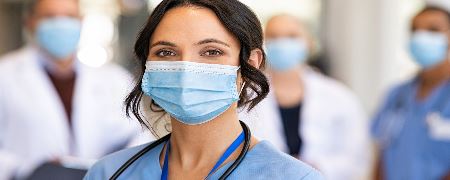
[232,57,240,67]
[229,49,241,66]
[28,18,41,33]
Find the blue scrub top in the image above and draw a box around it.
[84,140,322,180]
[372,78,450,180]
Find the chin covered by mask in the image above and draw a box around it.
[409,31,449,68]
[265,38,309,71]
[141,61,241,125]
[36,17,82,60]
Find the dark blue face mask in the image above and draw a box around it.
[141,61,240,125]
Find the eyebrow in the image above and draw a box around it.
[196,38,230,47]
[150,41,177,48]
[150,38,231,48]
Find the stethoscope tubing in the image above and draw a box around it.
[110,121,251,180]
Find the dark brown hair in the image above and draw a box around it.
[413,6,450,30]
[125,0,269,129]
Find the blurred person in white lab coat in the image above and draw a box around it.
[0,0,150,179]
[240,14,373,180]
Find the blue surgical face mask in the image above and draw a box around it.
[409,31,448,68]
[265,38,309,71]
[141,61,240,125]
[36,17,82,59]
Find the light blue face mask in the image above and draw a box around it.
[141,61,240,125]
[36,17,82,59]
[409,31,448,68]
[265,38,309,71]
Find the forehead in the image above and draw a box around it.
[33,0,79,15]
[151,6,239,46]
[265,15,306,34]
[413,10,450,26]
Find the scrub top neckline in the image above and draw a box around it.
[411,79,450,110]
[152,140,268,176]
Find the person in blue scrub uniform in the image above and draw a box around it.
[83,0,323,179]
[372,6,450,180]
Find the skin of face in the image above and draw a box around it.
[265,15,313,52]
[412,10,450,71]
[412,10,450,46]
[25,0,82,65]
[26,0,81,34]
[412,10,450,99]
[149,6,241,66]
[149,7,263,179]
[148,6,263,92]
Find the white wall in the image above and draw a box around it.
[323,0,423,114]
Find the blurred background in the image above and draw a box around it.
[1,0,449,179]
[0,0,439,114]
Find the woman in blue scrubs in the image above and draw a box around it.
[372,6,450,180]
[83,0,322,179]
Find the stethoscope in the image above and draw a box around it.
[110,121,251,180]
[378,79,450,148]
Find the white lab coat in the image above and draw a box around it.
[0,46,150,179]
[240,68,373,180]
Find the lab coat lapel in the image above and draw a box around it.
[70,64,97,158]
[263,68,319,155]
[300,68,335,161]
[300,68,314,143]
[264,90,289,152]
[71,64,130,158]
[19,46,71,155]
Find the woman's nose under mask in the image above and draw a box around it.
[141,60,241,125]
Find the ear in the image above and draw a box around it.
[447,30,450,50]
[25,16,36,34]
[248,48,263,69]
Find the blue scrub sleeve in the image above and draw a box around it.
[83,163,105,180]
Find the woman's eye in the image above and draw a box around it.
[156,50,176,57]
[202,49,223,57]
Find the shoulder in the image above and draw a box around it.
[303,68,356,101]
[0,47,37,87]
[303,68,362,114]
[81,62,132,80]
[233,141,324,179]
[385,80,414,101]
[374,79,415,112]
[0,47,31,62]
[84,142,151,180]
[371,80,414,138]
[79,62,133,91]
[0,47,32,73]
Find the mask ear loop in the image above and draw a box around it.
[237,67,246,96]
[239,82,246,96]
